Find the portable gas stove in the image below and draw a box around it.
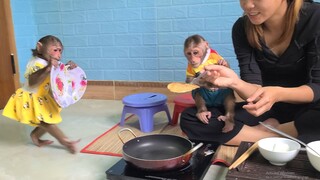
[106,142,218,180]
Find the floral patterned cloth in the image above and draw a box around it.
[51,62,87,108]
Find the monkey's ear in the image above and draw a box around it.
[36,42,43,52]
[204,41,209,48]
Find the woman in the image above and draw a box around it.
[180,0,320,145]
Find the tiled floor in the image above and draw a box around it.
[0,99,228,180]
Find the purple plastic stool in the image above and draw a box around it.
[120,92,171,133]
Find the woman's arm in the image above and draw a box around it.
[203,65,259,99]
[247,86,314,105]
[203,65,314,116]
[243,85,313,116]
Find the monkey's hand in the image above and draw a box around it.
[66,60,77,70]
[217,115,227,122]
[47,56,60,69]
[217,59,230,68]
[191,71,207,86]
[222,120,234,133]
[192,72,220,91]
[196,111,211,124]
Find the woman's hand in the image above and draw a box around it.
[204,64,278,117]
[203,64,239,88]
[242,86,280,116]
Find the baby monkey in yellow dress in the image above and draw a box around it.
[2,35,79,154]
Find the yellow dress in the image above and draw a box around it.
[2,57,62,126]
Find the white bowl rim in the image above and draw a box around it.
[258,137,301,153]
[307,140,320,146]
[306,140,320,157]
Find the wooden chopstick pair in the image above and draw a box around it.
[228,142,259,170]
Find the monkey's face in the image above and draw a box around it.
[184,42,208,68]
[48,44,63,60]
[44,43,63,61]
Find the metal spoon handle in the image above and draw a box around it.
[185,142,203,155]
[259,122,320,156]
[259,122,307,146]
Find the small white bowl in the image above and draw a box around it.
[258,137,301,166]
[306,140,320,172]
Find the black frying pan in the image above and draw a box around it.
[118,128,203,171]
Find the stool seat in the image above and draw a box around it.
[122,92,167,107]
[171,93,195,125]
[120,92,171,133]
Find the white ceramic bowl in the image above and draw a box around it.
[306,140,320,172]
[258,137,301,166]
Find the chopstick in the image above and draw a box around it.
[228,142,259,170]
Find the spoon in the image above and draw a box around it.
[185,142,204,156]
[259,121,320,157]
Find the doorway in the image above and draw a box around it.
[0,0,20,109]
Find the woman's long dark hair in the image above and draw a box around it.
[244,0,303,50]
